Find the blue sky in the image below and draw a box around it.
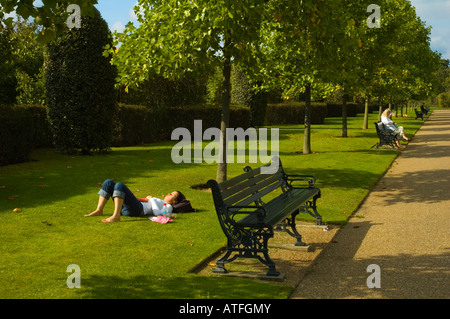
[95,0,139,33]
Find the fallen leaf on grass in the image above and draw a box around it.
[13,208,21,212]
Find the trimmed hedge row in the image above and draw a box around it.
[1,101,333,165]
[112,104,251,146]
[326,103,359,117]
[264,102,328,125]
[0,105,52,166]
[0,106,34,166]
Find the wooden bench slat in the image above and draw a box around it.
[218,164,282,191]
[218,166,262,191]
[220,170,275,199]
[232,179,285,207]
[237,188,320,226]
[223,172,284,206]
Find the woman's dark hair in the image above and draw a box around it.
[173,191,186,205]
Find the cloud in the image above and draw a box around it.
[129,2,139,22]
[430,27,450,59]
[410,0,450,22]
[410,0,450,59]
[129,1,144,24]
[111,21,125,33]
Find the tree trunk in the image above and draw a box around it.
[363,95,369,129]
[342,93,348,138]
[216,47,231,184]
[303,83,312,154]
[378,99,383,122]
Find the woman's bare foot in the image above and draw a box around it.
[84,210,103,217]
[101,216,120,223]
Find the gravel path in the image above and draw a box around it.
[290,110,450,299]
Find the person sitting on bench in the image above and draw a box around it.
[85,179,186,223]
[381,108,409,147]
[420,103,429,115]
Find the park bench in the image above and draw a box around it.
[420,105,430,115]
[374,122,398,149]
[415,108,424,120]
[207,156,322,277]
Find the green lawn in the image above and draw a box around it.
[0,110,426,298]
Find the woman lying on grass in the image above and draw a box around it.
[85,179,186,223]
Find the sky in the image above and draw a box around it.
[94,0,450,60]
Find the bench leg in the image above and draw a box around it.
[286,210,308,246]
[299,194,323,225]
[213,229,280,277]
[262,252,280,277]
[212,250,232,274]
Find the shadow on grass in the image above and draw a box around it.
[74,274,291,299]
[0,145,209,213]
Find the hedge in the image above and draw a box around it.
[0,106,35,166]
[264,102,327,125]
[2,102,333,164]
[437,93,450,108]
[326,103,359,117]
[112,104,251,146]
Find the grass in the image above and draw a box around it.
[0,110,426,299]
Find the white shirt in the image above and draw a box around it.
[381,115,396,131]
[142,198,173,216]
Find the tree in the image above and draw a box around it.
[11,18,46,105]
[0,22,17,105]
[111,0,272,183]
[260,0,346,153]
[351,0,440,125]
[45,8,117,154]
[1,0,98,43]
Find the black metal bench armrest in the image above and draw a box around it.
[286,174,316,187]
[226,205,267,223]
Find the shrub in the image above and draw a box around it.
[45,9,117,155]
[437,93,450,108]
[264,102,327,125]
[112,104,251,147]
[112,104,166,146]
[0,106,35,166]
[16,104,53,148]
[118,74,206,108]
[326,103,358,117]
